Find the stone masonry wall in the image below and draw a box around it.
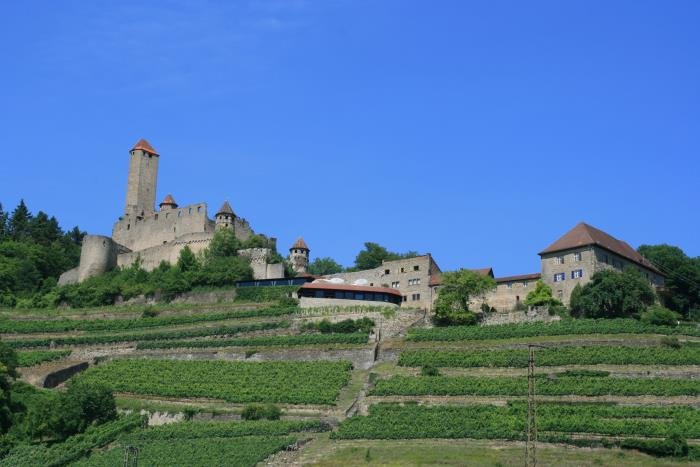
[112,203,214,252]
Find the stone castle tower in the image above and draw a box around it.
[125,139,159,218]
[215,201,235,231]
[289,237,310,274]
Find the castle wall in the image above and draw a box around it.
[238,248,284,280]
[112,203,214,252]
[77,235,121,282]
[233,217,253,242]
[117,232,214,271]
[479,277,540,312]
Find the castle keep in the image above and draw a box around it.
[59,139,285,285]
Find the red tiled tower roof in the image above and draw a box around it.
[539,222,662,274]
[132,138,159,156]
[159,194,177,207]
[291,237,309,250]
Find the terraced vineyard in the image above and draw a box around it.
[1,294,699,465]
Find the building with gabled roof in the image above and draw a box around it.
[539,222,665,305]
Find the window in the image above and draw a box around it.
[154,214,158,220]
[391,281,400,288]
[553,273,565,282]
[402,295,407,302]
[555,256,565,265]
[523,282,528,288]
[414,265,420,271]
[571,269,583,279]
[384,269,390,275]
[408,278,421,286]
[400,267,406,273]
[507,283,512,289]
[603,254,609,264]
[197,206,202,213]
[412,293,421,301]
[574,252,581,261]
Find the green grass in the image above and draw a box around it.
[303,438,685,466]
[73,435,296,467]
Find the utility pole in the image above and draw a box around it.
[124,445,139,467]
[526,345,537,467]
[526,344,547,467]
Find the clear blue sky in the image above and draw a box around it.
[1,1,698,275]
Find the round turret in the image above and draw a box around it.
[215,201,235,230]
[289,237,310,274]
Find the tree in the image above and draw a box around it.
[0,203,7,240]
[307,257,344,275]
[8,200,32,240]
[638,244,700,320]
[206,229,241,258]
[569,268,656,319]
[176,246,198,272]
[434,269,496,325]
[0,341,17,434]
[524,280,561,307]
[353,242,419,271]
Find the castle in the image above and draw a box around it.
[59,139,303,285]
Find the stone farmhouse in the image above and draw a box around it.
[429,222,665,311]
[59,139,290,285]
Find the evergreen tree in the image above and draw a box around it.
[8,200,32,240]
[0,203,7,240]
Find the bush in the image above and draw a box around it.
[304,317,375,334]
[620,433,688,458]
[141,305,159,318]
[660,336,682,349]
[524,281,561,307]
[421,365,440,377]
[241,404,281,421]
[569,269,656,319]
[641,305,680,326]
[276,295,299,308]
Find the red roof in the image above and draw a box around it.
[539,222,662,274]
[159,194,177,206]
[301,282,402,297]
[291,237,309,250]
[496,273,541,283]
[132,138,159,155]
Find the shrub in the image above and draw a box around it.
[305,317,375,334]
[620,433,688,458]
[241,404,281,421]
[569,269,656,319]
[421,365,440,377]
[276,295,299,308]
[641,305,680,326]
[524,280,562,307]
[660,336,682,349]
[141,305,159,318]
